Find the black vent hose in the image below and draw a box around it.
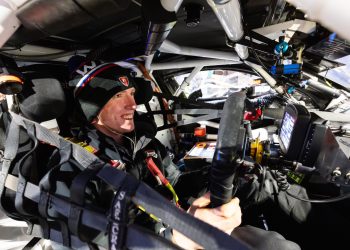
[210,91,246,207]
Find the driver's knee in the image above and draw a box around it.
[231,225,301,250]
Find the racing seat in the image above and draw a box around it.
[14,64,72,139]
[18,71,67,120]
[0,64,250,250]
[0,66,162,249]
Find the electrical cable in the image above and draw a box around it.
[285,189,350,203]
[322,66,333,87]
[281,75,323,108]
[248,31,270,72]
[145,155,180,206]
[294,88,322,109]
[249,68,286,103]
[245,29,299,104]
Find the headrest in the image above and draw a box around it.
[134,77,154,105]
[134,112,157,139]
[17,72,66,123]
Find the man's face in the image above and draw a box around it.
[97,87,137,134]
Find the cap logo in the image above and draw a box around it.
[119,76,129,87]
[76,61,97,77]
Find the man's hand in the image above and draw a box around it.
[172,192,242,249]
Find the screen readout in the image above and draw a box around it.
[280,112,296,150]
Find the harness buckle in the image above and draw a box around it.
[145,150,157,158]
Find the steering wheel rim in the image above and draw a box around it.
[209,91,246,207]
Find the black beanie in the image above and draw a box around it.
[71,62,136,123]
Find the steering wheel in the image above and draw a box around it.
[210,91,246,207]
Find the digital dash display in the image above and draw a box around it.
[279,112,296,151]
[278,104,311,159]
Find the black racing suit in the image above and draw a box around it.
[73,125,181,237]
[72,126,301,250]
